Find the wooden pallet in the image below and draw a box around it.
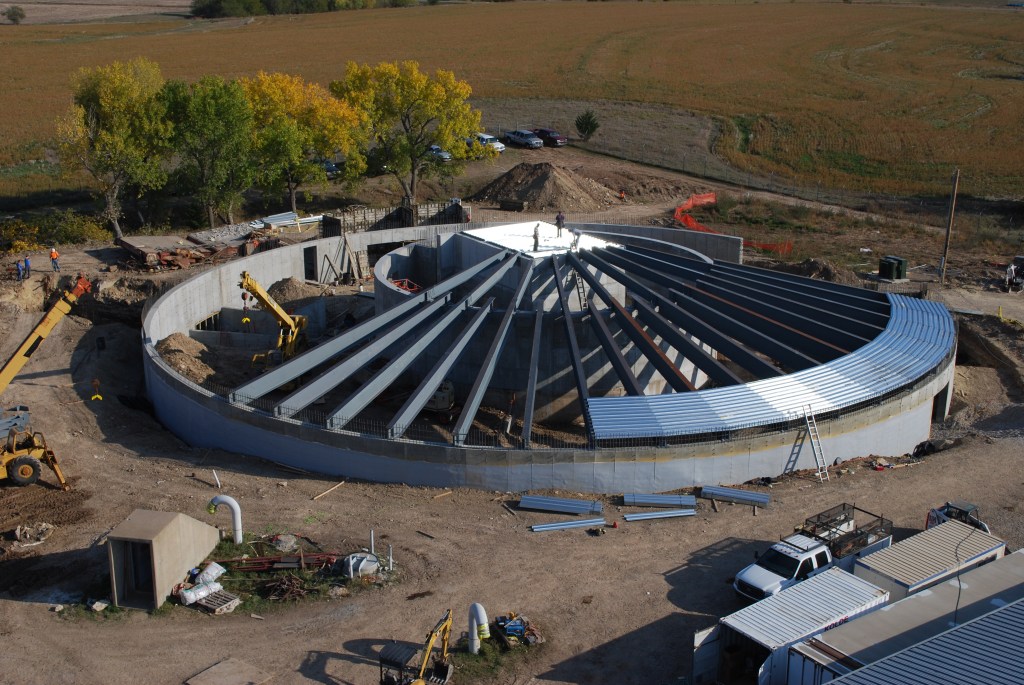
[196,590,241,615]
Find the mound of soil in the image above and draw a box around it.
[471,162,618,212]
[751,258,861,285]
[267,277,324,304]
[155,332,214,385]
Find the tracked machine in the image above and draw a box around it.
[379,609,455,685]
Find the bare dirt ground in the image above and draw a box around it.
[5,0,191,24]
[2,150,1024,685]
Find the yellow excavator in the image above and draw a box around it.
[0,275,91,489]
[238,271,308,368]
[379,609,454,685]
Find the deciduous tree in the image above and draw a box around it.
[164,76,256,228]
[2,5,25,23]
[330,61,484,203]
[56,58,171,240]
[241,72,362,214]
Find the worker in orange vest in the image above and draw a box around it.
[49,247,60,273]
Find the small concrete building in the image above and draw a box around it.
[107,509,220,610]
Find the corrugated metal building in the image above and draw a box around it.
[788,549,1024,684]
[853,519,1005,600]
[827,596,1024,685]
[693,568,888,685]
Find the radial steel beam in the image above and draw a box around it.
[273,294,452,416]
[579,249,782,379]
[521,311,543,449]
[327,298,494,429]
[588,309,645,396]
[552,256,593,442]
[568,252,696,392]
[606,245,709,283]
[631,295,742,387]
[694,281,868,352]
[386,301,493,439]
[230,249,509,402]
[711,261,889,313]
[276,253,520,417]
[669,287,820,371]
[453,259,535,446]
[680,283,848,360]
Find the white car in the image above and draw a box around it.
[427,145,452,162]
[472,132,505,153]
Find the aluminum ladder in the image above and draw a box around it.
[804,406,829,482]
[573,270,588,310]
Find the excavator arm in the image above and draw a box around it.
[0,275,91,398]
[414,608,454,685]
[238,271,308,359]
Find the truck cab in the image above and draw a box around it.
[734,534,833,602]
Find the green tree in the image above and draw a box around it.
[56,58,172,240]
[241,72,362,214]
[164,76,257,228]
[575,109,600,142]
[330,60,484,202]
[3,5,25,23]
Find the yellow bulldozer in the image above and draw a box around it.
[0,275,90,489]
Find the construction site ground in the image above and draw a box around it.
[2,148,1024,685]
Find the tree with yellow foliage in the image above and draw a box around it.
[56,58,172,240]
[241,72,363,214]
[331,61,486,203]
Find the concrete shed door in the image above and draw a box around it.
[126,541,154,601]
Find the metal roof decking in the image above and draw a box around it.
[828,596,1024,685]
[588,292,954,439]
[519,495,603,515]
[623,494,698,507]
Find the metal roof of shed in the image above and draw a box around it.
[722,568,888,650]
[854,519,1005,590]
[829,596,1024,685]
[793,550,1024,674]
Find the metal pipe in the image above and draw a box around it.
[207,494,242,544]
[531,518,607,532]
[469,603,490,655]
[370,529,375,555]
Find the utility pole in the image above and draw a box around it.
[939,168,960,286]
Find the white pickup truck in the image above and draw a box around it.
[734,503,893,602]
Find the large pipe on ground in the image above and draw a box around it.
[468,602,490,655]
[207,494,243,544]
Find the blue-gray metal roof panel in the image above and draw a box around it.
[588,293,953,439]
[829,597,1024,685]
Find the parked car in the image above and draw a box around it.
[320,160,340,178]
[470,132,505,154]
[505,129,544,149]
[532,128,567,147]
[427,145,452,162]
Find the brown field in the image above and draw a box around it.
[1,2,1023,206]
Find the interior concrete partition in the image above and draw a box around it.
[108,509,220,610]
[140,221,956,493]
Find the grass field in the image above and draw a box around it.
[1,2,1022,206]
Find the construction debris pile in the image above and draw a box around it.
[494,612,544,648]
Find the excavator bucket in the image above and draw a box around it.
[426,660,453,684]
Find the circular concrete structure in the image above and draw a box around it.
[142,221,956,493]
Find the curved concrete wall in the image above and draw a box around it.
[141,229,953,493]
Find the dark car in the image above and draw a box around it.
[532,128,567,147]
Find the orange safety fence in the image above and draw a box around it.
[674,194,793,257]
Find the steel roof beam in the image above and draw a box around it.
[711,261,889,312]
[521,311,543,449]
[699,271,889,331]
[669,287,820,371]
[327,298,494,430]
[579,248,783,379]
[680,283,848,360]
[694,281,870,351]
[274,253,519,417]
[568,252,696,392]
[588,310,645,396]
[631,296,742,387]
[229,249,510,401]
[453,259,536,446]
[386,302,494,439]
[594,247,701,293]
[552,256,594,443]
[606,245,709,282]
[624,244,717,273]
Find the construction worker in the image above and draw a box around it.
[15,259,23,281]
[50,247,60,273]
[23,254,30,278]
[555,210,565,237]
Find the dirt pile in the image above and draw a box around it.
[751,258,861,285]
[267,277,325,307]
[471,162,618,212]
[155,332,215,385]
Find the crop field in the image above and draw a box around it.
[1,2,1022,205]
